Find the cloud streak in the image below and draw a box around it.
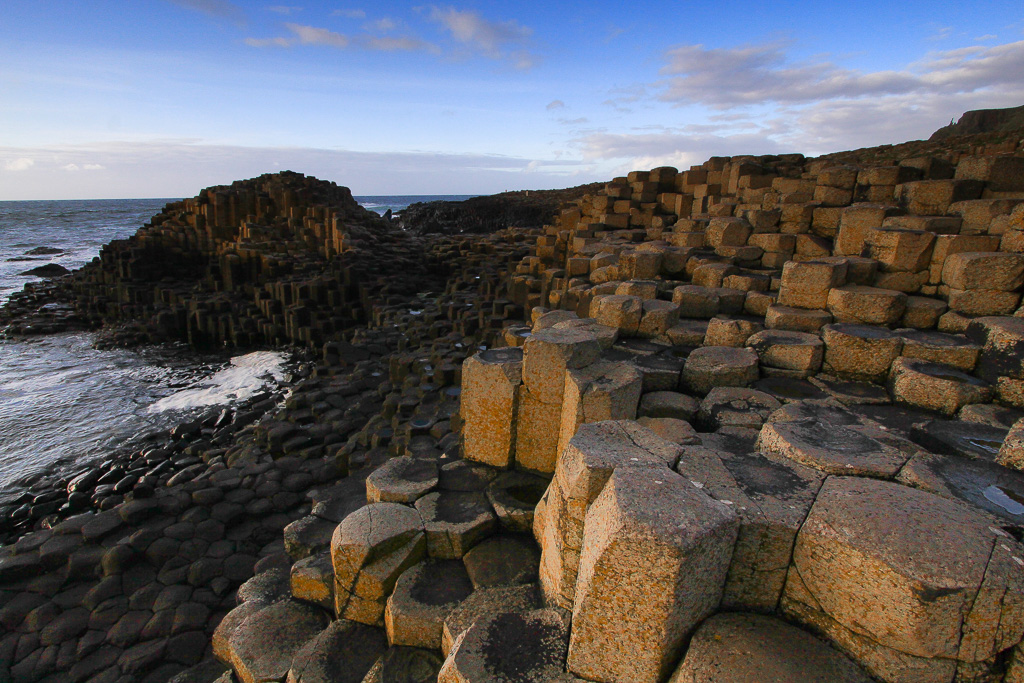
[165,0,246,25]
[4,158,34,172]
[428,6,536,68]
[246,21,438,53]
[655,39,1024,108]
[285,23,350,48]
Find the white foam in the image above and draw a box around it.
[148,351,288,413]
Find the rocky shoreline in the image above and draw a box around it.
[3,117,1024,683]
[0,174,535,682]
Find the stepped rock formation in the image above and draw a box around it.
[4,119,1024,683]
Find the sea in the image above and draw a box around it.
[0,194,473,498]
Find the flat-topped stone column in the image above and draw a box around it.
[783,476,1024,682]
[534,421,680,610]
[517,328,602,473]
[460,347,523,469]
[568,467,738,683]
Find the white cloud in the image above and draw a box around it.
[245,36,292,48]
[361,36,439,53]
[429,6,536,68]
[332,8,365,19]
[655,39,1024,109]
[4,158,34,171]
[546,100,565,110]
[366,18,396,32]
[266,5,301,14]
[285,23,350,48]
[165,0,245,25]
[248,21,438,53]
[61,163,105,172]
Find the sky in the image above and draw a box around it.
[1,1,1023,199]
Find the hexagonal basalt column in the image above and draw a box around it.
[888,357,993,416]
[567,467,739,683]
[783,476,1024,682]
[746,329,824,378]
[757,415,908,478]
[517,328,603,474]
[821,323,903,382]
[366,456,439,504]
[460,348,523,469]
[415,491,497,559]
[557,360,643,458]
[331,503,426,625]
[681,346,759,396]
[669,612,873,683]
[385,559,475,650]
[534,420,680,610]
[675,444,825,612]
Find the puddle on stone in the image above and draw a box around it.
[983,485,1024,516]
[968,439,1002,455]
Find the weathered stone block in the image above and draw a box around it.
[460,348,523,469]
[558,361,643,459]
[897,179,984,215]
[637,299,680,338]
[669,612,872,683]
[866,227,935,272]
[747,329,824,375]
[703,315,764,347]
[567,467,738,683]
[765,304,833,334]
[672,285,719,318]
[942,251,1024,292]
[888,357,993,416]
[523,328,602,404]
[514,387,563,474]
[821,323,903,382]
[783,477,1024,677]
[778,260,848,310]
[385,560,474,650]
[955,155,1024,192]
[826,285,907,326]
[590,294,643,336]
[681,346,759,395]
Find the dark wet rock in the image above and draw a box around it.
[286,618,387,683]
[362,646,444,683]
[385,560,474,649]
[899,451,1024,525]
[462,535,540,590]
[226,598,330,683]
[910,419,1007,461]
[751,376,827,404]
[26,246,64,256]
[19,263,70,277]
[439,608,570,682]
[399,184,601,236]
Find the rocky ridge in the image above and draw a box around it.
[3,118,1024,682]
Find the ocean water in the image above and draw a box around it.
[0,194,456,498]
[356,195,476,216]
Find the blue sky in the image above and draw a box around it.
[1,0,1023,199]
